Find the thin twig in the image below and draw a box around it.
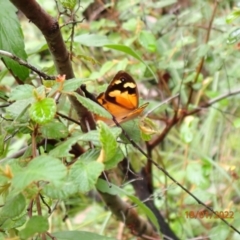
[112,117,240,235]
[0,50,55,80]
[186,0,219,106]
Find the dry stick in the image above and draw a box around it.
[187,0,219,106]
[186,87,240,116]
[0,50,55,80]
[112,117,240,235]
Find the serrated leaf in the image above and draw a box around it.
[0,193,26,220]
[40,120,68,139]
[138,31,157,52]
[70,160,104,193]
[44,149,104,198]
[12,155,67,192]
[6,99,31,119]
[29,98,56,124]
[0,1,29,81]
[8,85,34,101]
[52,231,115,240]
[43,178,78,199]
[72,92,111,119]
[98,121,118,162]
[19,216,49,239]
[74,33,111,47]
[60,0,77,10]
[78,148,100,162]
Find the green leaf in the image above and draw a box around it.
[120,120,142,143]
[104,147,124,170]
[226,9,240,24]
[104,44,143,62]
[40,120,68,139]
[0,214,26,230]
[63,78,93,92]
[98,121,118,161]
[104,44,157,81]
[138,31,157,52]
[233,118,240,128]
[12,155,67,192]
[52,231,115,240]
[70,160,104,193]
[49,135,85,158]
[6,99,31,119]
[0,1,29,81]
[74,33,111,47]
[0,193,26,220]
[29,98,57,124]
[186,162,208,187]
[209,224,230,240]
[60,0,77,10]
[8,85,34,101]
[45,149,103,198]
[72,92,111,119]
[43,176,78,199]
[19,216,49,239]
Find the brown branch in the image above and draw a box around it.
[98,189,160,240]
[0,50,55,80]
[9,0,95,131]
[186,0,219,106]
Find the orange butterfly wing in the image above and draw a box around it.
[95,71,148,125]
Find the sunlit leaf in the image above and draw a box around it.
[29,98,56,124]
[226,9,240,24]
[98,121,118,162]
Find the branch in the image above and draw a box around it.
[0,50,55,80]
[99,189,160,239]
[186,0,219,106]
[9,0,96,131]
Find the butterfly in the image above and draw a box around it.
[94,71,149,126]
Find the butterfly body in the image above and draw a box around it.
[95,71,148,126]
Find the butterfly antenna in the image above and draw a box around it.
[143,94,179,118]
[102,171,112,188]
